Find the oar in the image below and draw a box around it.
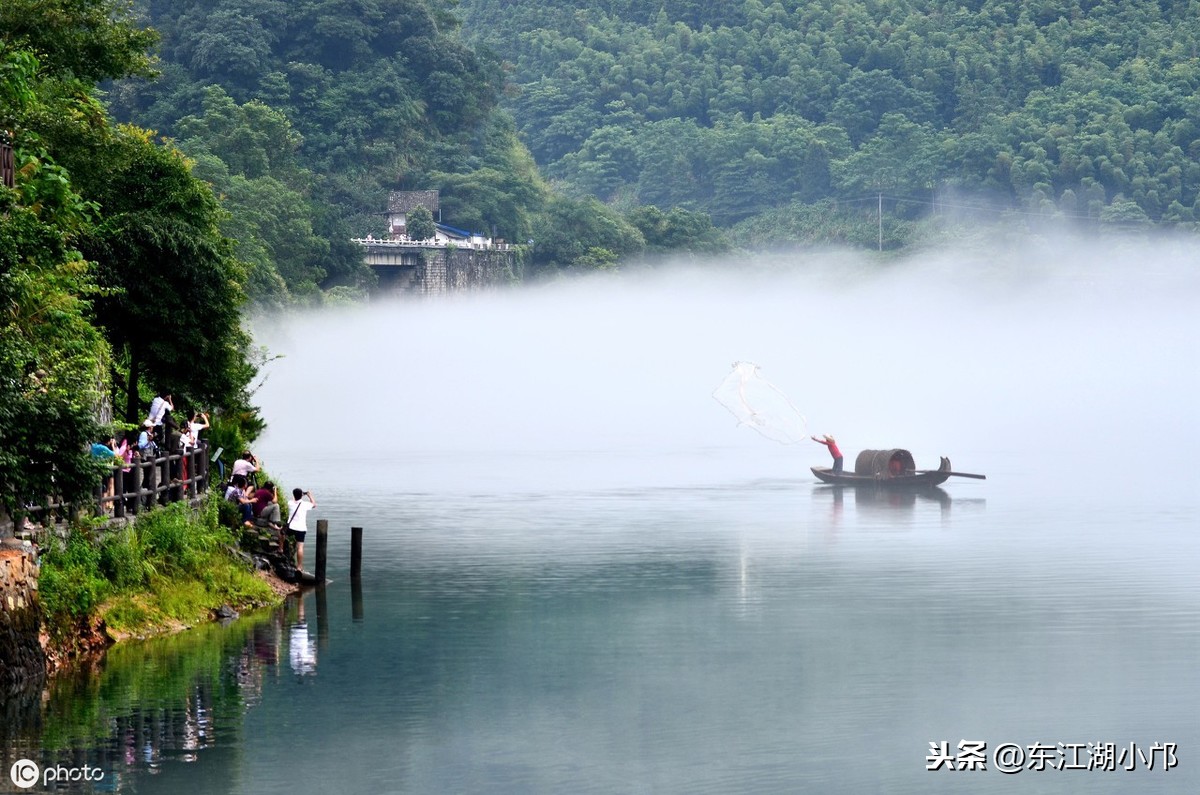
[916,469,987,479]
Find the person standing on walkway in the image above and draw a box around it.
[286,488,318,573]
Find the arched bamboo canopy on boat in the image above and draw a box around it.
[854,449,916,478]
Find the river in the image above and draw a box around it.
[3,238,1198,793]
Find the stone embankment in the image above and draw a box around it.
[0,542,44,692]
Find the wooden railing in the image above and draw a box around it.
[21,446,213,530]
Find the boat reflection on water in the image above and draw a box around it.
[813,483,986,516]
[852,484,952,509]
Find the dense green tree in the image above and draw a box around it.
[113,0,508,227]
[62,125,255,423]
[0,0,156,83]
[108,0,589,293]
[407,206,436,241]
[174,86,342,301]
[0,150,109,517]
[625,205,729,255]
[529,196,645,271]
[0,45,110,514]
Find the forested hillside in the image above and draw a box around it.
[109,0,548,300]
[458,0,1200,243]
[111,0,733,293]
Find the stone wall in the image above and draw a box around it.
[414,248,515,295]
[0,545,44,693]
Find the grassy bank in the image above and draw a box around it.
[37,496,280,645]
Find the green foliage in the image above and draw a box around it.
[626,205,729,255]
[0,47,111,515]
[204,411,257,473]
[575,246,619,271]
[0,0,157,83]
[174,86,348,303]
[406,205,437,241]
[728,199,912,251]
[529,195,645,271]
[37,527,109,622]
[2,6,270,515]
[216,495,242,529]
[51,124,258,423]
[99,525,153,589]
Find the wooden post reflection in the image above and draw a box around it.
[315,519,328,583]
[351,578,363,623]
[315,585,329,650]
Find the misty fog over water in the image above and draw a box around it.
[254,235,1200,496]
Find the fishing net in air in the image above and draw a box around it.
[713,361,808,444]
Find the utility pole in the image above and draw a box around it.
[877,192,883,251]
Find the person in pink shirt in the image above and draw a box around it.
[812,434,844,474]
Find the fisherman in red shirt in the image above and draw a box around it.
[812,434,844,474]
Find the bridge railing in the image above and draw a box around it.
[351,237,516,250]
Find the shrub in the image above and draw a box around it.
[99,527,154,589]
[216,496,241,529]
[38,527,109,622]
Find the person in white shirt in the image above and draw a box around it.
[286,488,318,572]
[147,393,173,427]
[188,412,209,447]
[231,451,260,485]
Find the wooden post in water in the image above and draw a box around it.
[315,519,328,583]
[350,526,363,580]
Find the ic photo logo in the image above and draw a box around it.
[9,759,39,789]
[8,759,105,789]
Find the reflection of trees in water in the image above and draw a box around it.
[0,603,308,790]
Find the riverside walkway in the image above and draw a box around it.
[9,446,215,537]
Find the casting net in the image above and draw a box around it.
[712,361,808,444]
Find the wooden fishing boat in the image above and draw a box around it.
[811,449,984,487]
